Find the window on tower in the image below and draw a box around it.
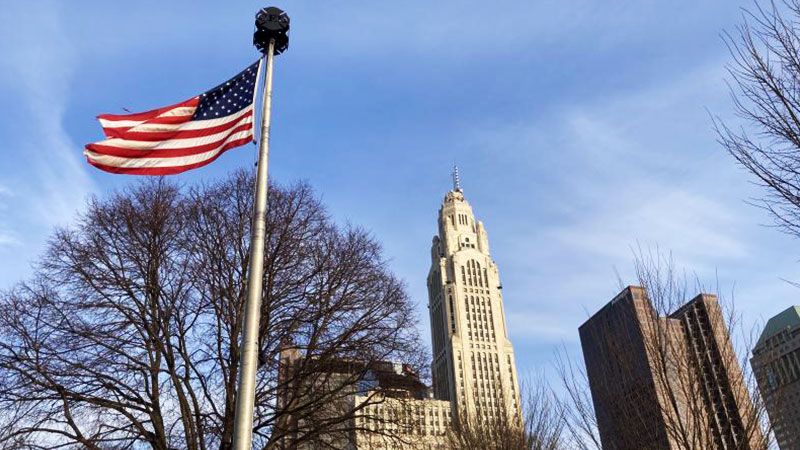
[448,296,456,333]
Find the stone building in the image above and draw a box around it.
[354,393,451,450]
[273,173,522,447]
[273,345,451,449]
[751,306,800,450]
[426,174,521,423]
[579,286,764,450]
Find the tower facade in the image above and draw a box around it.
[426,179,521,423]
[751,306,800,450]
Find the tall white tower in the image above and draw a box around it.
[427,168,521,423]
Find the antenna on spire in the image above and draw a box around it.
[452,165,462,192]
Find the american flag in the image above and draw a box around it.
[85,61,261,175]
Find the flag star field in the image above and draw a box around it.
[196,62,259,119]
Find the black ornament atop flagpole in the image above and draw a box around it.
[232,6,289,450]
[254,7,290,55]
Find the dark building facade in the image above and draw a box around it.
[751,306,800,450]
[579,286,764,450]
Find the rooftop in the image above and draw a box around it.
[281,354,430,399]
[756,306,800,348]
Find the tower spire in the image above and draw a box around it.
[452,165,462,192]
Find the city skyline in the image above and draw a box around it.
[3,0,800,382]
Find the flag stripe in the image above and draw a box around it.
[100,116,191,131]
[99,110,253,143]
[99,112,197,138]
[85,132,253,172]
[86,122,253,158]
[86,137,252,175]
[100,111,195,128]
[121,106,253,133]
[103,113,195,132]
[89,114,252,151]
[98,98,200,122]
[98,100,200,138]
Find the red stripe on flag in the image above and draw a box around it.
[85,123,254,158]
[98,97,199,122]
[85,137,254,175]
[99,98,199,138]
[113,110,253,142]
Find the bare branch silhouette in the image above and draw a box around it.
[0,170,424,450]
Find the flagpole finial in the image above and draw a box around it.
[452,165,462,192]
[254,7,290,55]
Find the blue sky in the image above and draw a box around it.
[1,0,798,377]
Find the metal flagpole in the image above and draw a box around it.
[232,7,289,450]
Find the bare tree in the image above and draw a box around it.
[0,170,425,450]
[553,349,602,450]
[447,378,566,450]
[557,250,775,450]
[716,0,800,237]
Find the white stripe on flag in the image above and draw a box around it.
[123,106,254,133]
[98,106,198,129]
[94,115,253,150]
[85,130,253,168]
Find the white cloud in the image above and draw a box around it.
[551,185,748,269]
[466,59,798,350]
[296,0,731,63]
[0,185,18,248]
[0,234,18,248]
[538,64,753,272]
[1,5,92,225]
[506,310,575,341]
[0,2,94,284]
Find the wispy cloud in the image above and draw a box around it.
[296,0,732,62]
[0,185,18,248]
[471,60,797,346]
[507,311,576,341]
[0,2,94,284]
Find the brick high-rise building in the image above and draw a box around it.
[751,306,800,450]
[426,172,521,423]
[579,286,764,450]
